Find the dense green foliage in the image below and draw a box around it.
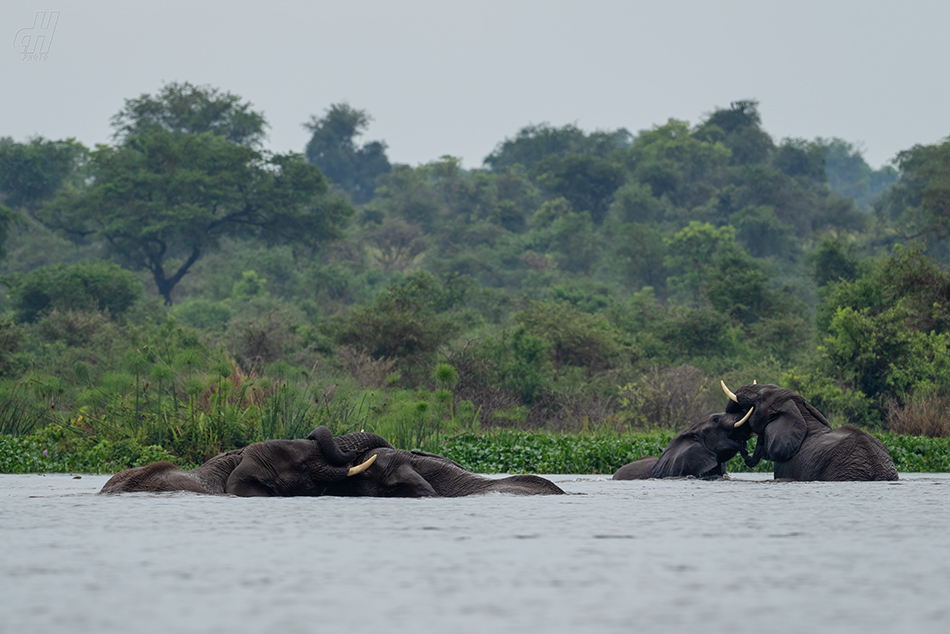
[1,85,949,474]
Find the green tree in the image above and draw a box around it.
[531,154,626,225]
[537,211,599,275]
[663,221,738,303]
[809,234,859,288]
[628,118,731,208]
[111,81,267,147]
[822,138,898,211]
[818,246,950,402]
[514,300,624,377]
[772,138,826,183]
[303,103,391,204]
[606,221,668,292]
[40,131,351,304]
[484,123,630,172]
[5,260,142,322]
[0,137,88,213]
[330,272,461,367]
[366,164,441,229]
[696,99,774,166]
[876,137,950,247]
[729,204,797,260]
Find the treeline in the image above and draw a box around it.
[1,81,949,467]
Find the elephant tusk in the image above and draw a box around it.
[734,407,754,428]
[753,379,757,385]
[721,380,738,403]
[347,454,377,476]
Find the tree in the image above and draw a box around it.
[628,118,730,207]
[5,260,142,322]
[729,204,797,260]
[817,247,950,402]
[696,100,773,166]
[513,300,624,377]
[663,221,738,303]
[531,154,626,225]
[0,204,16,261]
[40,131,352,304]
[303,103,391,204]
[330,272,461,375]
[607,221,668,292]
[111,81,268,147]
[876,137,950,246]
[0,136,87,213]
[822,138,897,211]
[809,234,859,288]
[484,123,631,172]
[772,138,826,183]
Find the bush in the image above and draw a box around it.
[887,391,950,437]
[616,365,715,430]
[6,261,143,323]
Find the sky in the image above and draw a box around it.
[2,0,949,169]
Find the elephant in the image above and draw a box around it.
[100,427,391,496]
[612,408,755,480]
[720,381,899,481]
[321,447,566,497]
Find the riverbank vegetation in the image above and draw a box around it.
[2,82,950,474]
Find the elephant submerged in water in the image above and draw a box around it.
[101,427,566,497]
[720,381,898,481]
[323,447,565,497]
[612,408,755,480]
[100,427,389,496]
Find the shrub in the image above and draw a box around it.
[887,391,950,437]
[616,365,715,430]
[6,261,142,323]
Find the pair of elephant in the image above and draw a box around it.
[612,382,898,481]
[100,426,566,497]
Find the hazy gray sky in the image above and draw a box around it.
[3,0,948,169]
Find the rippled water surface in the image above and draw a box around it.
[2,473,949,634]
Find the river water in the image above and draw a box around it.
[2,472,948,634]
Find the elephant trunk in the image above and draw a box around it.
[307,426,359,466]
[744,436,765,468]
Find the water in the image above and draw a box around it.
[2,473,949,634]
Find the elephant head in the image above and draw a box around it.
[101,427,391,496]
[719,381,897,481]
[720,381,830,466]
[224,428,391,496]
[323,448,566,497]
[613,408,755,480]
[650,409,756,478]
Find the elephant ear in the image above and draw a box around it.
[652,435,718,478]
[762,397,808,462]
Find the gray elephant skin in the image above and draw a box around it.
[612,410,754,480]
[100,427,390,496]
[722,382,898,481]
[101,426,566,497]
[324,447,565,497]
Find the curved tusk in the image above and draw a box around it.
[721,380,738,403]
[734,407,754,428]
[347,454,377,476]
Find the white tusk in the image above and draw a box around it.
[734,407,754,428]
[347,454,377,476]
[753,379,757,385]
[721,380,738,403]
